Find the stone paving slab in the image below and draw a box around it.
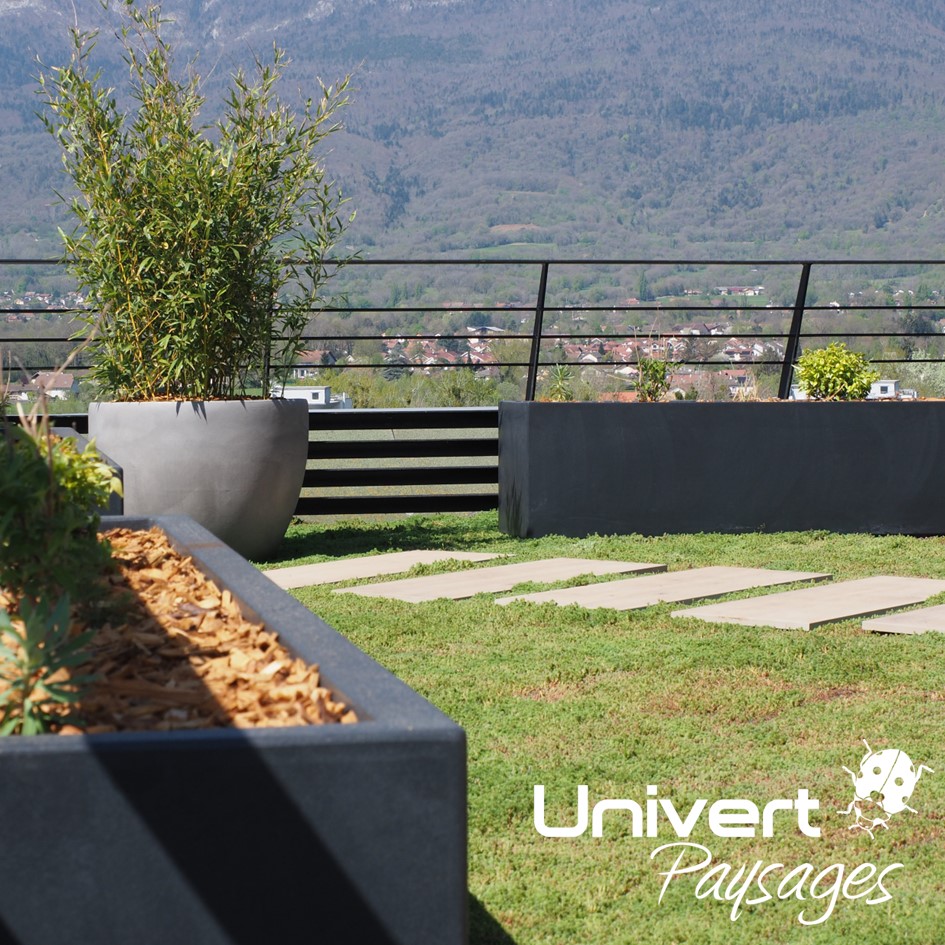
[495,566,830,609]
[672,576,945,631]
[863,604,945,635]
[335,558,666,603]
[264,550,503,589]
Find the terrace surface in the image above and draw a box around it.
[265,510,945,945]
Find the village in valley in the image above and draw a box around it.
[3,278,943,406]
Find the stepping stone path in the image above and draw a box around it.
[335,558,665,603]
[673,576,945,631]
[863,604,945,635]
[269,549,945,635]
[495,566,830,609]
[264,550,502,590]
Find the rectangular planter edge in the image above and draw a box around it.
[0,514,468,945]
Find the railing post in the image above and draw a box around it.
[778,262,812,400]
[262,297,274,397]
[525,262,550,401]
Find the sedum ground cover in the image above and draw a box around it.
[269,513,945,945]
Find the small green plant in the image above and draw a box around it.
[38,0,352,400]
[795,342,879,400]
[0,406,119,606]
[635,354,677,402]
[0,596,96,735]
[0,370,121,734]
[546,364,575,402]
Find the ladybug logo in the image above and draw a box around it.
[839,739,933,839]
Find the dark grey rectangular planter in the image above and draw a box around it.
[499,400,945,538]
[0,515,466,945]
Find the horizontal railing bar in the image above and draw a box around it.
[295,362,536,369]
[313,305,538,314]
[521,331,945,339]
[307,406,497,430]
[298,333,538,341]
[0,258,65,265]
[0,308,81,315]
[8,256,945,266]
[4,303,943,319]
[294,494,498,516]
[323,257,945,266]
[774,331,945,337]
[293,357,945,367]
[303,466,498,488]
[300,303,945,316]
[308,438,498,460]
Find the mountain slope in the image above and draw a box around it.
[2,0,945,259]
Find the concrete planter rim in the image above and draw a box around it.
[94,513,460,731]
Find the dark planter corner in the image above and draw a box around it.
[0,515,467,945]
[499,400,945,538]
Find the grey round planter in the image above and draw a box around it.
[88,399,308,559]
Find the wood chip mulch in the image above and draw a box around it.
[56,526,358,734]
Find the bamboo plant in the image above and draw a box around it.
[38,0,352,401]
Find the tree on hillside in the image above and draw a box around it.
[637,271,654,303]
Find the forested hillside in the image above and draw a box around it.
[2,0,945,260]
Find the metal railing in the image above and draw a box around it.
[5,257,945,400]
[7,256,945,515]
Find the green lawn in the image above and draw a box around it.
[268,513,945,945]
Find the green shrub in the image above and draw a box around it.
[795,342,879,400]
[0,401,121,734]
[636,355,677,402]
[0,414,119,606]
[38,0,352,401]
